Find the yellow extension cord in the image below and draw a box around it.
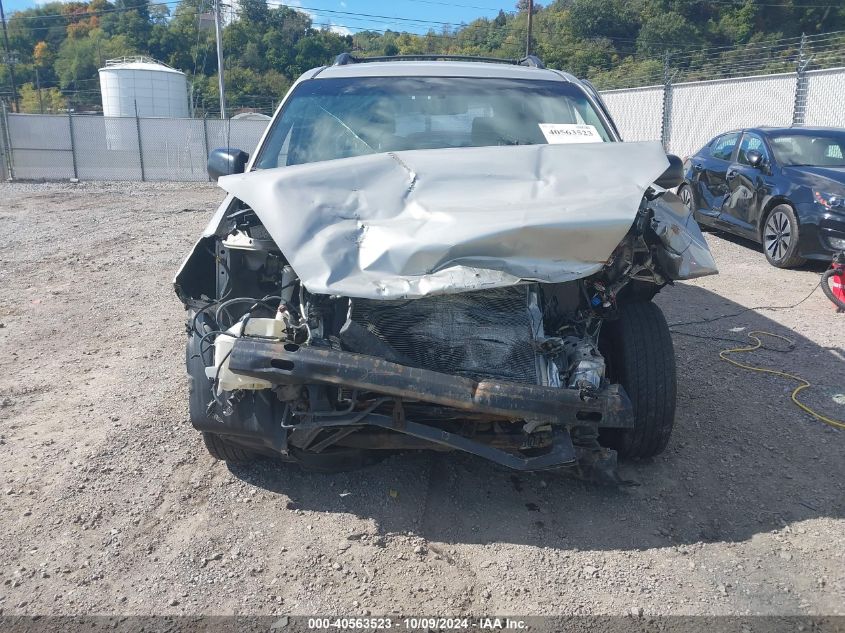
[719,330,845,430]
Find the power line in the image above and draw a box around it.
[685,0,843,7]
[5,0,843,58]
[263,1,465,28]
[568,29,843,74]
[396,0,504,11]
[5,0,470,37]
[223,2,467,40]
[5,0,182,21]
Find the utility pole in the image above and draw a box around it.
[0,0,19,112]
[35,66,43,114]
[525,0,534,58]
[214,0,226,119]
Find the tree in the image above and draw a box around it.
[20,83,67,113]
[637,11,699,57]
[569,0,638,42]
[33,41,53,68]
[516,0,541,13]
[54,30,135,88]
[150,0,215,72]
[100,0,152,48]
[239,0,269,25]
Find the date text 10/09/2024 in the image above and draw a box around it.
[306,618,528,630]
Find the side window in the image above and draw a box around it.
[737,133,770,165]
[711,132,740,161]
[825,143,843,159]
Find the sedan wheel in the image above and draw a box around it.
[679,185,693,211]
[762,204,806,268]
[764,211,791,259]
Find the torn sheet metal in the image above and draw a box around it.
[218,142,670,300]
[650,196,719,280]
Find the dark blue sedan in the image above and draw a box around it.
[680,127,845,267]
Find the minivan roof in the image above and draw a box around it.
[313,60,575,82]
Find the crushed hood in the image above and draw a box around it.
[218,142,671,300]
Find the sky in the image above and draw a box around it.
[290,0,515,36]
[6,0,518,35]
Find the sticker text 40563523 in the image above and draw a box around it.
[538,123,603,144]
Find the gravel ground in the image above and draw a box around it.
[0,181,843,617]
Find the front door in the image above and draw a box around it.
[695,131,740,219]
[719,132,771,238]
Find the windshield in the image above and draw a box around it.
[769,133,845,167]
[254,76,613,169]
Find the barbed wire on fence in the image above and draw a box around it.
[589,29,845,90]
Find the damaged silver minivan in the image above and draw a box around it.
[175,55,717,481]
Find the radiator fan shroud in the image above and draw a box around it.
[347,285,548,385]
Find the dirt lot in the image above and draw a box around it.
[0,181,843,617]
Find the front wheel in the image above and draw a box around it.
[678,183,693,212]
[186,310,261,464]
[202,432,258,463]
[599,301,676,459]
[680,184,713,231]
[763,204,806,268]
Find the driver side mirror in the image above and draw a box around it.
[746,149,764,169]
[208,148,249,181]
[654,154,684,189]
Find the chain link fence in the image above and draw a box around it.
[1,65,843,181]
[0,110,269,181]
[601,66,845,158]
[600,86,665,143]
[666,72,798,157]
[804,67,845,127]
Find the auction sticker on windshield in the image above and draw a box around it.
[539,123,602,144]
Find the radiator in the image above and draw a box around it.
[347,285,545,384]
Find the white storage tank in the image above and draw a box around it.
[99,57,189,118]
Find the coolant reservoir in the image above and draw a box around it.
[206,316,285,393]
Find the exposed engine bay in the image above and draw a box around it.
[176,143,717,479]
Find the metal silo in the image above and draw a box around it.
[99,57,189,119]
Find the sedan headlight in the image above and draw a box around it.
[814,190,845,210]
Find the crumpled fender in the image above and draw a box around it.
[649,193,719,280]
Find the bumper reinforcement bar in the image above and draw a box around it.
[228,338,634,427]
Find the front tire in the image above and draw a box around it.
[763,204,806,268]
[599,302,676,459]
[202,432,258,463]
[678,183,693,212]
[186,310,260,464]
[680,184,713,231]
